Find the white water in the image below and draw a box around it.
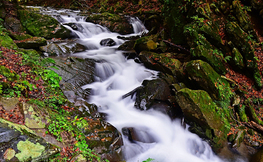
[36,7,237,162]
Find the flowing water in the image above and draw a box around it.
[35,7,246,162]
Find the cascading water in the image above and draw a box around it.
[36,7,244,162]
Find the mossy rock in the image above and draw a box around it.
[134,35,158,54]
[184,22,226,75]
[185,60,232,102]
[176,88,230,149]
[18,9,71,39]
[8,31,32,40]
[0,30,18,49]
[15,37,47,49]
[87,12,133,34]
[226,21,262,87]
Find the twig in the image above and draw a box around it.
[162,40,190,54]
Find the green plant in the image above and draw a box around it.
[143,158,154,162]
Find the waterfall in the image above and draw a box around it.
[35,7,244,162]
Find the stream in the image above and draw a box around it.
[36,7,244,162]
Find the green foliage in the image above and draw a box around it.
[143,158,154,162]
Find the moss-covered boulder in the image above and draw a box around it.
[185,60,233,102]
[0,29,18,49]
[18,9,71,39]
[176,88,230,149]
[14,37,47,49]
[86,12,133,34]
[133,35,158,54]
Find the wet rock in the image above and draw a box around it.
[18,9,71,39]
[51,57,95,99]
[176,88,230,149]
[122,127,155,143]
[100,38,116,47]
[15,37,47,49]
[0,128,20,143]
[41,42,86,56]
[250,148,263,162]
[117,40,135,51]
[135,75,179,118]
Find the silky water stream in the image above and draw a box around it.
[37,7,245,162]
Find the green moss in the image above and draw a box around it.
[176,88,230,143]
[15,140,45,161]
[0,32,18,49]
[186,60,232,101]
[231,47,244,69]
[18,9,70,39]
[0,65,20,81]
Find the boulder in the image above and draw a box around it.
[133,35,158,54]
[185,60,233,102]
[50,57,95,99]
[18,9,71,39]
[4,16,24,33]
[176,88,230,149]
[0,29,18,49]
[14,37,47,49]
[100,38,116,46]
[134,75,179,119]
[87,12,133,35]
[41,42,86,56]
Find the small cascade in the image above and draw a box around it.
[35,7,244,162]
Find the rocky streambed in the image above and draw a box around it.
[0,0,263,162]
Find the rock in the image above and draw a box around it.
[117,40,135,51]
[18,9,71,39]
[135,75,179,118]
[8,31,32,41]
[41,42,86,56]
[134,35,158,54]
[139,51,183,76]
[87,12,133,35]
[185,60,233,103]
[122,127,156,143]
[176,88,230,149]
[0,118,59,162]
[15,37,47,49]
[23,104,46,129]
[250,148,263,162]
[0,128,20,143]
[0,29,18,49]
[51,57,95,99]
[4,16,24,33]
[0,97,19,111]
[100,38,116,47]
